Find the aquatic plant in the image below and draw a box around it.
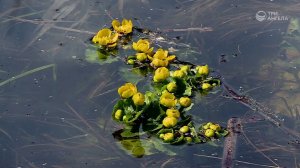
[87,18,228,157]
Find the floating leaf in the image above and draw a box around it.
[85,46,118,65]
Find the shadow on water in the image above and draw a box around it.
[0,0,300,167]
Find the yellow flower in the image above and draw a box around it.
[166,109,180,118]
[132,39,153,54]
[202,83,212,90]
[112,19,133,34]
[210,124,221,132]
[180,65,190,73]
[149,49,176,67]
[179,97,192,107]
[136,53,147,62]
[166,82,177,93]
[114,109,123,120]
[153,49,176,61]
[179,126,189,133]
[160,91,177,107]
[163,132,174,141]
[205,129,215,138]
[203,122,213,129]
[172,70,186,78]
[185,137,192,143]
[92,28,119,48]
[196,64,209,76]
[153,67,169,82]
[118,83,138,99]
[162,116,177,128]
[151,58,169,67]
[127,59,135,65]
[132,92,145,106]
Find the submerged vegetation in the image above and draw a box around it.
[87,18,228,157]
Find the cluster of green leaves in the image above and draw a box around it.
[86,19,228,157]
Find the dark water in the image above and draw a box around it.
[1,0,300,167]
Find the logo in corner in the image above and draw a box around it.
[256,11,267,22]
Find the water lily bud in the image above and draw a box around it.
[163,132,174,142]
[162,116,178,128]
[196,64,209,76]
[160,91,177,108]
[136,53,147,62]
[210,124,221,132]
[153,67,170,82]
[118,83,138,99]
[185,137,193,143]
[179,97,192,107]
[114,109,123,120]
[159,134,165,139]
[205,129,215,138]
[202,83,212,90]
[172,70,186,78]
[132,92,145,106]
[180,65,190,73]
[167,82,177,92]
[127,59,135,65]
[166,109,180,118]
[179,126,190,133]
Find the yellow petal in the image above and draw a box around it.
[112,20,121,30]
[132,42,138,50]
[167,55,176,61]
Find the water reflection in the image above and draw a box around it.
[0,0,299,167]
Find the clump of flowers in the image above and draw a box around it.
[89,19,228,156]
[91,18,133,49]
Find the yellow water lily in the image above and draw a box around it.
[196,64,209,76]
[179,97,192,107]
[118,83,138,99]
[163,132,174,141]
[179,126,189,133]
[180,65,190,73]
[132,39,153,54]
[151,58,169,67]
[166,109,180,118]
[202,83,212,90]
[92,28,119,48]
[153,67,169,82]
[132,92,145,106]
[205,129,215,138]
[172,70,186,78]
[149,49,176,67]
[162,116,178,128]
[210,124,221,131]
[136,53,148,62]
[114,109,123,120]
[160,91,177,108]
[166,82,177,92]
[112,19,133,34]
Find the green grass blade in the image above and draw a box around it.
[0,64,56,87]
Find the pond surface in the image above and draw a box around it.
[1,0,300,167]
